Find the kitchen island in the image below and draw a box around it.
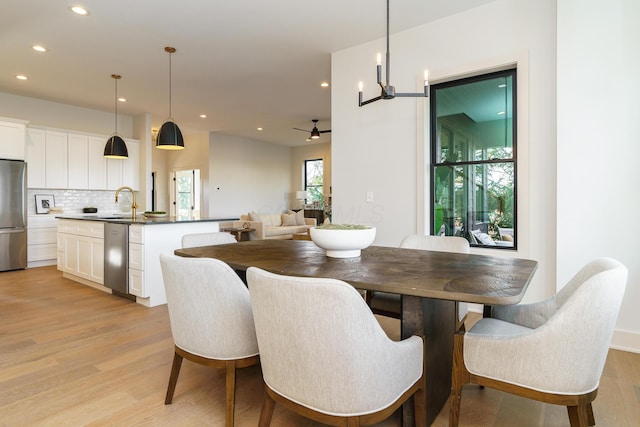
[56,215,236,307]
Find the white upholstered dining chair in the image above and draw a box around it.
[181,231,237,248]
[247,267,426,427]
[368,234,470,324]
[450,257,628,427]
[159,254,259,427]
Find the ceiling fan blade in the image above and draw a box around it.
[319,129,331,133]
[293,128,309,132]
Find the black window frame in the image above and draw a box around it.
[429,68,517,249]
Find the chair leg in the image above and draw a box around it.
[165,351,184,404]
[567,403,590,427]
[587,402,595,426]
[258,387,276,427]
[225,360,237,427]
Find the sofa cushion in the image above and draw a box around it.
[266,225,311,237]
[281,213,297,226]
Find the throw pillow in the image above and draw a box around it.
[476,232,496,246]
[294,209,306,225]
[281,213,296,226]
[248,211,260,222]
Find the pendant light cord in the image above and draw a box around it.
[164,46,176,120]
[385,0,390,87]
[111,74,121,135]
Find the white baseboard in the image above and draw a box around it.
[611,329,640,354]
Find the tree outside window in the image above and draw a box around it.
[304,159,323,209]
[430,69,516,249]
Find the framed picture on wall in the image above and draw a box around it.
[35,194,55,214]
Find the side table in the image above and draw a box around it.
[222,227,255,242]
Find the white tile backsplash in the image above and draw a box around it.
[27,189,137,215]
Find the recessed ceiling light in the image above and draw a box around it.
[118,97,126,102]
[16,75,28,80]
[257,127,263,131]
[199,114,207,118]
[70,6,90,16]
[32,45,47,52]
[497,111,506,115]
[321,82,329,87]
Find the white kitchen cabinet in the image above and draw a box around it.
[0,118,27,160]
[127,221,220,307]
[122,139,139,190]
[88,136,107,190]
[106,139,139,190]
[26,128,68,189]
[44,130,68,188]
[57,219,104,286]
[67,133,89,189]
[26,128,45,188]
[27,215,58,267]
[128,224,146,298]
[26,126,138,191]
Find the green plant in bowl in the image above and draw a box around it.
[315,224,371,230]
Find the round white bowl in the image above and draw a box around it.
[309,226,376,258]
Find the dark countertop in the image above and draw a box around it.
[55,214,238,225]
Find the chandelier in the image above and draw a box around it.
[358,0,429,107]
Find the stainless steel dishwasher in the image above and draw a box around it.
[104,222,129,295]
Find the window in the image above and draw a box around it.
[430,69,516,249]
[173,169,201,218]
[304,159,323,208]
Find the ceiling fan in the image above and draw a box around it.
[293,119,331,140]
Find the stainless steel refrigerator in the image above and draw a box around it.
[0,159,27,271]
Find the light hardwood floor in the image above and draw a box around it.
[1,266,639,426]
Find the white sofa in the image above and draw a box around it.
[232,211,316,240]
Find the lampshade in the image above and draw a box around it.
[156,120,184,150]
[156,46,185,151]
[296,191,307,200]
[104,135,128,158]
[104,73,128,158]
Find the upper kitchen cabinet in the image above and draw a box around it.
[26,127,69,189]
[26,126,139,191]
[107,139,139,191]
[88,136,107,190]
[0,118,28,160]
[68,133,89,189]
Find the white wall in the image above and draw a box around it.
[0,92,133,137]
[557,0,640,352]
[209,133,292,218]
[164,131,211,216]
[332,0,557,303]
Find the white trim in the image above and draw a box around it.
[610,329,640,354]
[420,52,530,261]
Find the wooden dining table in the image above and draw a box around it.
[175,239,538,426]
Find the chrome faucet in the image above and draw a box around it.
[115,186,138,219]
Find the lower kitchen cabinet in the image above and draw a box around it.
[57,219,104,286]
[27,215,58,267]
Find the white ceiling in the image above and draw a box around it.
[0,0,495,146]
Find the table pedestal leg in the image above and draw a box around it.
[402,296,455,427]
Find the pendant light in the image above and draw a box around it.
[156,46,184,150]
[104,74,129,158]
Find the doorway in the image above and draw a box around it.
[170,169,201,218]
